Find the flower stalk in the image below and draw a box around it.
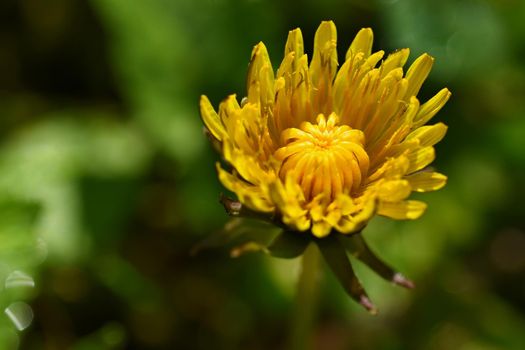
[289,243,322,350]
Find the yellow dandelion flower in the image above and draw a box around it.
[201,21,450,238]
[199,21,451,313]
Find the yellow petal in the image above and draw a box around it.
[407,146,435,173]
[268,178,309,231]
[367,154,410,183]
[287,215,310,232]
[216,162,237,192]
[325,208,342,227]
[346,27,373,59]
[216,163,274,213]
[364,50,384,69]
[308,195,326,222]
[378,200,427,220]
[246,42,275,106]
[404,53,434,99]
[218,94,240,123]
[352,196,377,223]
[400,96,420,129]
[289,54,313,123]
[200,95,226,141]
[332,55,360,113]
[380,48,410,77]
[405,171,447,192]
[377,180,412,202]
[274,76,286,92]
[413,88,451,128]
[383,138,419,160]
[223,138,276,192]
[285,28,304,67]
[276,52,294,79]
[335,217,358,234]
[407,123,448,147]
[310,21,338,86]
[336,196,376,234]
[336,194,355,215]
[312,220,332,238]
[259,64,275,108]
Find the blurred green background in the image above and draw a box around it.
[1,0,525,349]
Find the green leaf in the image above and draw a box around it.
[0,199,42,269]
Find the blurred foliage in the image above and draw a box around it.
[0,0,524,349]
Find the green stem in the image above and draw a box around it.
[289,242,322,350]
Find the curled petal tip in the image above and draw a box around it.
[392,273,415,289]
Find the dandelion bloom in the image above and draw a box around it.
[201,21,450,238]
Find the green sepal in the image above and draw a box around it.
[265,230,310,259]
[231,229,310,259]
[317,236,377,314]
[191,217,279,256]
[193,192,311,258]
[339,234,414,289]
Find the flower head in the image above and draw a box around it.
[200,21,451,313]
[201,21,450,238]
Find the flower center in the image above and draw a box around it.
[275,113,369,201]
